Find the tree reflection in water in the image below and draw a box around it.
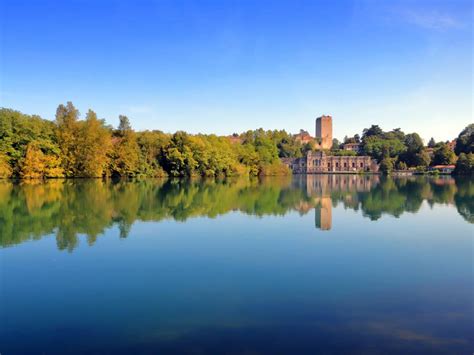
[0,175,472,251]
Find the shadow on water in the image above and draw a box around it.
[0,174,472,251]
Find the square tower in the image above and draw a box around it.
[315,115,333,150]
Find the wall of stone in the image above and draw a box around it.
[315,116,333,150]
[282,151,379,174]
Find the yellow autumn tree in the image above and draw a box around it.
[20,144,46,179]
[0,153,12,178]
[43,154,64,178]
[76,110,112,177]
[55,102,79,177]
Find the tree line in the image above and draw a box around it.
[1,103,472,178]
[0,103,311,178]
[335,124,474,174]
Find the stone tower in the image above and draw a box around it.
[315,115,333,150]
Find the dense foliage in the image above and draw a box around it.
[1,104,472,177]
[346,124,474,174]
[454,153,474,175]
[454,124,474,156]
[0,104,308,178]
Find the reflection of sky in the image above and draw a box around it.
[1,201,472,354]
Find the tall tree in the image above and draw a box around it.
[77,110,112,177]
[428,137,436,148]
[362,125,383,139]
[110,116,140,177]
[455,124,474,155]
[20,143,46,179]
[55,102,80,176]
[432,143,456,165]
[454,153,473,175]
[118,115,132,135]
[400,133,427,167]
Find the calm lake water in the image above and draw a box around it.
[0,175,472,354]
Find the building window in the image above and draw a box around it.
[352,162,355,168]
[336,162,339,168]
[328,163,331,168]
[344,162,347,168]
[360,162,364,168]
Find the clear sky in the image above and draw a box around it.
[0,0,472,142]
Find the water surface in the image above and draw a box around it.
[0,175,472,354]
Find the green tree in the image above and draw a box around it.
[363,135,406,162]
[162,131,198,176]
[110,116,140,177]
[136,130,169,177]
[414,150,431,167]
[400,133,427,167]
[379,158,394,175]
[454,124,474,155]
[271,130,302,158]
[396,161,407,170]
[362,125,383,139]
[454,153,474,175]
[428,137,436,148]
[118,115,132,134]
[0,108,59,176]
[331,138,341,151]
[389,128,405,141]
[432,143,456,165]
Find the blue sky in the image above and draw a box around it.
[0,0,472,142]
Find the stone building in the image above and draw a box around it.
[294,129,314,144]
[315,115,333,150]
[343,142,361,153]
[282,151,379,174]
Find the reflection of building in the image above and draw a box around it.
[303,174,379,196]
[284,151,379,174]
[429,165,455,174]
[293,175,380,231]
[315,197,332,230]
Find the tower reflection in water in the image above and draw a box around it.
[315,197,332,231]
[1,174,471,250]
[293,174,380,231]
